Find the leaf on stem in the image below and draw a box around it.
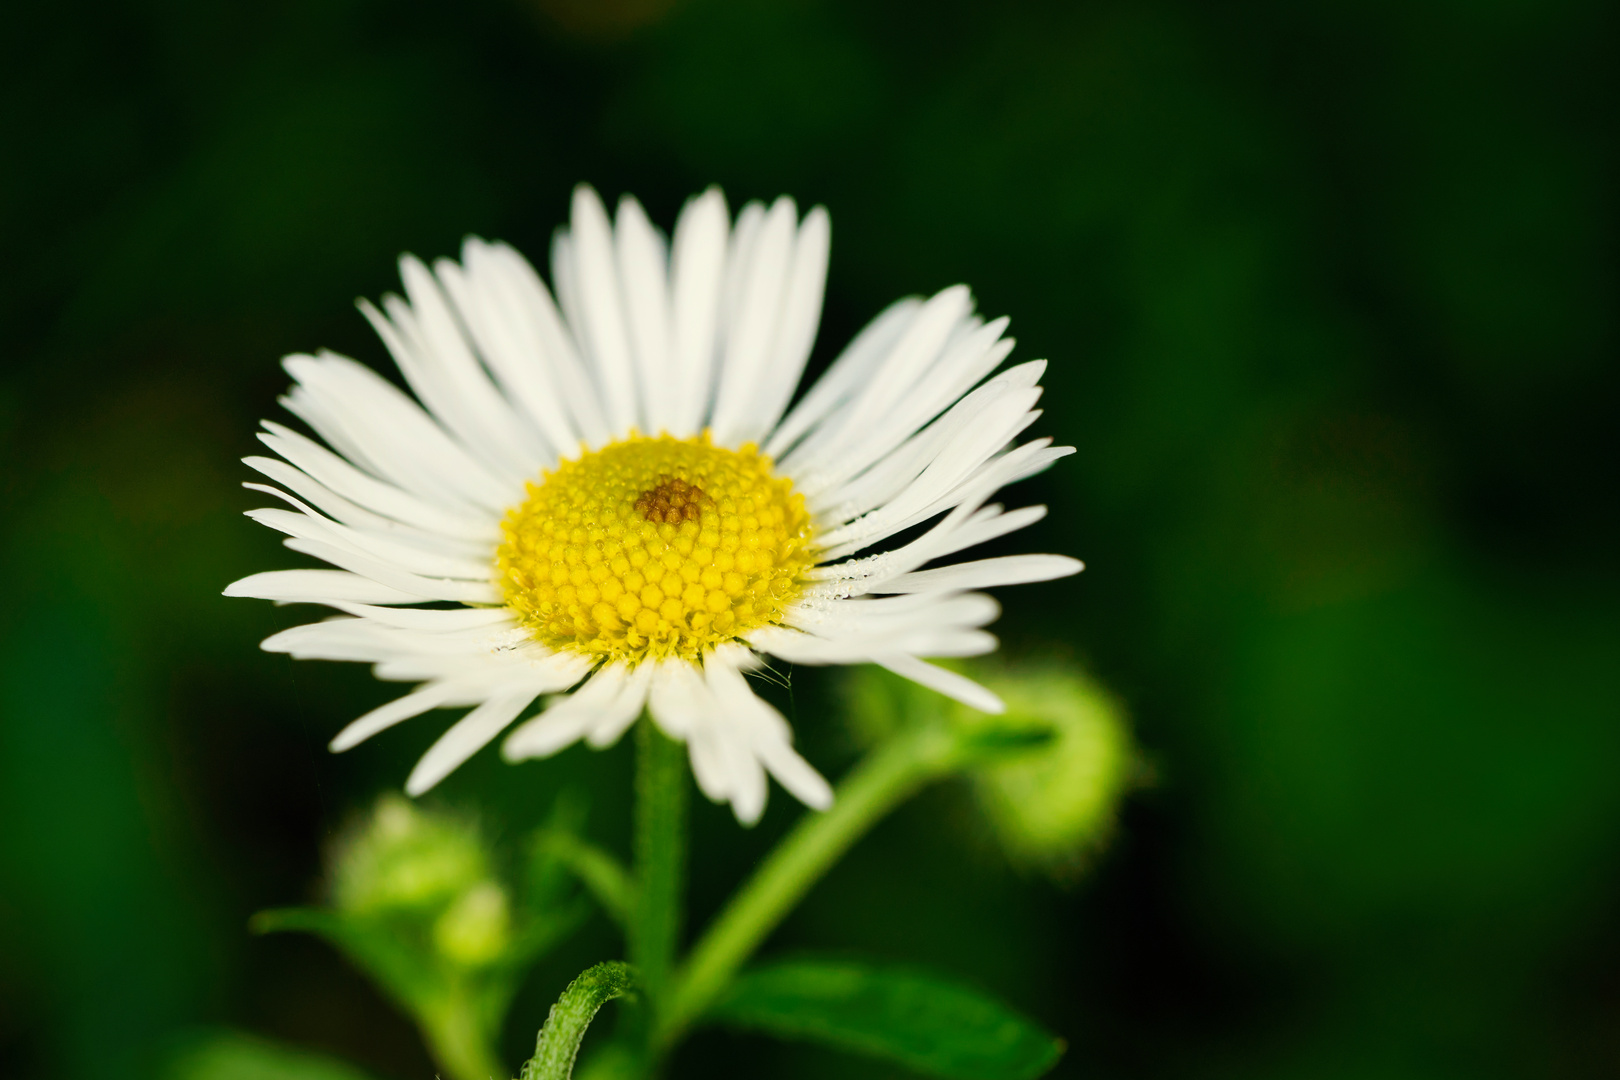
[706,957,1064,1080]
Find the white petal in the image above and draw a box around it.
[583,660,656,747]
[280,536,500,604]
[667,187,730,437]
[765,297,923,460]
[501,659,651,760]
[874,554,1083,594]
[615,195,675,435]
[328,603,516,632]
[567,185,639,436]
[331,682,461,752]
[434,248,570,462]
[475,239,608,450]
[779,286,971,478]
[876,654,1004,714]
[748,206,830,442]
[406,691,538,796]
[710,196,797,447]
[256,423,497,543]
[704,648,832,812]
[281,353,513,513]
[224,569,421,606]
[246,507,492,581]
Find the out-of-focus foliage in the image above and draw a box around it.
[252,797,592,1078]
[844,659,1138,876]
[1,0,1615,1078]
[163,1030,380,1080]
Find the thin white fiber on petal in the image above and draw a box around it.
[710,196,797,448]
[406,692,537,796]
[705,647,833,812]
[567,185,639,436]
[877,654,1004,714]
[667,187,729,437]
[614,195,675,435]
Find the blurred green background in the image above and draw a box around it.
[3,0,1617,1076]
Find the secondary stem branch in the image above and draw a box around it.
[657,724,963,1045]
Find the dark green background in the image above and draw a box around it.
[3,0,1616,1076]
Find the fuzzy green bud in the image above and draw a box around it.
[966,662,1135,875]
[432,880,512,968]
[332,795,491,915]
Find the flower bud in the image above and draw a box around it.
[432,880,512,968]
[966,662,1135,875]
[332,795,490,915]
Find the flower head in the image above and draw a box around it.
[227,185,1081,823]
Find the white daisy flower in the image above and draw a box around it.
[227,185,1081,824]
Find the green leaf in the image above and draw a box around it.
[162,1029,379,1080]
[707,958,1063,1080]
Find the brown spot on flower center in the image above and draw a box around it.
[634,476,714,524]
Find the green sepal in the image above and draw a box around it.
[706,956,1064,1080]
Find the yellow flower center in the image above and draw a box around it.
[496,432,816,663]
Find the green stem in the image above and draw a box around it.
[631,717,688,1033]
[421,980,505,1080]
[657,724,964,1045]
[520,962,639,1080]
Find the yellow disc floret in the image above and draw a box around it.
[496,432,816,663]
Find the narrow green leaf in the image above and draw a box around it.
[707,958,1063,1080]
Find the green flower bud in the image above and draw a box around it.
[432,880,512,968]
[965,662,1135,875]
[332,795,491,915]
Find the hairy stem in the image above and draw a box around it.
[520,962,639,1080]
[657,724,963,1045]
[631,717,687,1041]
